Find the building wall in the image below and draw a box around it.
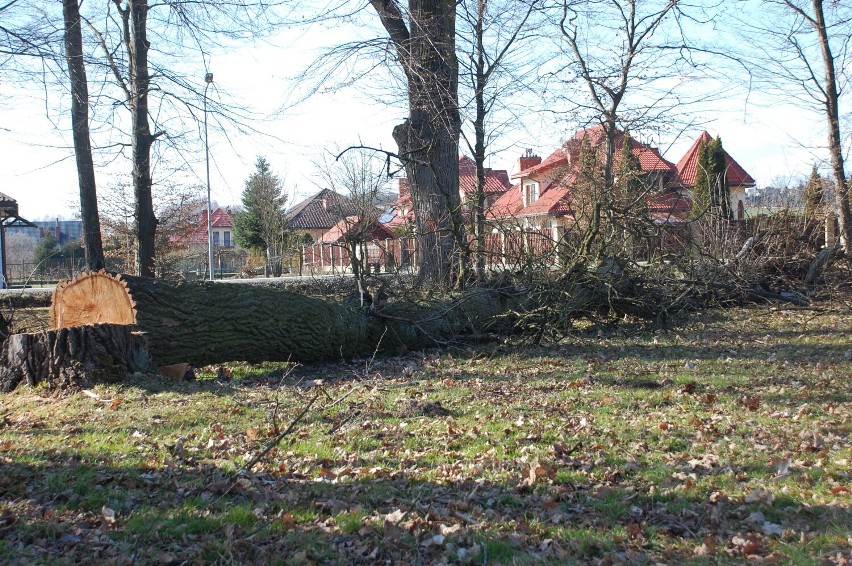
[210,227,234,248]
[300,228,327,243]
[730,186,748,220]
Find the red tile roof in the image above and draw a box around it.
[513,149,569,178]
[518,185,574,218]
[647,189,692,213]
[458,155,512,195]
[198,207,233,228]
[487,184,524,219]
[320,216,396,243]
[184,207,234,244]
[676,131,756,187]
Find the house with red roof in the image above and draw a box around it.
[675,131,756,220]
[489,126,691,238]
[319,216,396,244]
[383,155,512,230]
[488,127,756,238]
[286,189,359,242]
[184,207,236,248]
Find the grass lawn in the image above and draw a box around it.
[0,304,850,564]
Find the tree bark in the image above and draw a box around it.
[62,0,105,270]
[123,0,157,277]
[0,324,147,392]
[472,0,487,277]
[48,272,513,369]
[810,0,851,253]
[370,0,464,285]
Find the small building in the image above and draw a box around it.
[183,207,236,248]
[286,189,359,243]
[7,218,83,245]
[383,155,513,230]
[675,131,756,221]
[0,192,37,289]
[488,126,691,236]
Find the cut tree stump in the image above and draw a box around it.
[0,324,148,392]
[48,272,513,369]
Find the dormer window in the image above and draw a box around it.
[524,182,539,207]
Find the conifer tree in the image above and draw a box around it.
[691,140,711,218]
[692,137,731,220]
[574,136,604,258]
[618,133,644,211]
[233,157,288,275]
[617,132,646,255]
[33,231,60,267]
[804,165,823,219]
[709,137,732,220]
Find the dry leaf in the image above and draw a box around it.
[626,522,642,539]
[279,513,296,530]
[741,396,761,411]
[109,398,122,411]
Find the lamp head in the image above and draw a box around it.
[205,72,213,84]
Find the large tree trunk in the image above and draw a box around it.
[126,0,157,277]
[370,0,464,285]
[0,324,147,392]
[62,0,105,270]
[50,272,370,367]
[811,0,852,253]
[48,272,512,369]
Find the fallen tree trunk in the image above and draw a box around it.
[50,272,372,367]
[48,272,512,369]
[0,324,147,392]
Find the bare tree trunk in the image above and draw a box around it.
[62,0,104,270]
[811,0,851,253]
[370,0,463,285]
[124,0,157,277]
[472,0,487,278]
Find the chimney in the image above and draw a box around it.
[398,178,410,199]
[321,198,328,211]
[518,148,541,172]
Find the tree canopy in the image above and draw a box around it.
[233,157,288,273]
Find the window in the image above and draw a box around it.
[213,231,220,247]
[223,231,231,247]
[524,182,539,206]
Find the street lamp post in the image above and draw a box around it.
[204,72,215,281]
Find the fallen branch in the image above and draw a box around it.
[239,391,320,475]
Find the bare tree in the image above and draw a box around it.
[558,0,681,191]
[552,0,700,264]
[750,0,852,254]
[0,0,53,57]
[457,0,543,276]
[62,0,104,270]
[316,148,389,305]
[80,1,287,276]
[99,179,205,276]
